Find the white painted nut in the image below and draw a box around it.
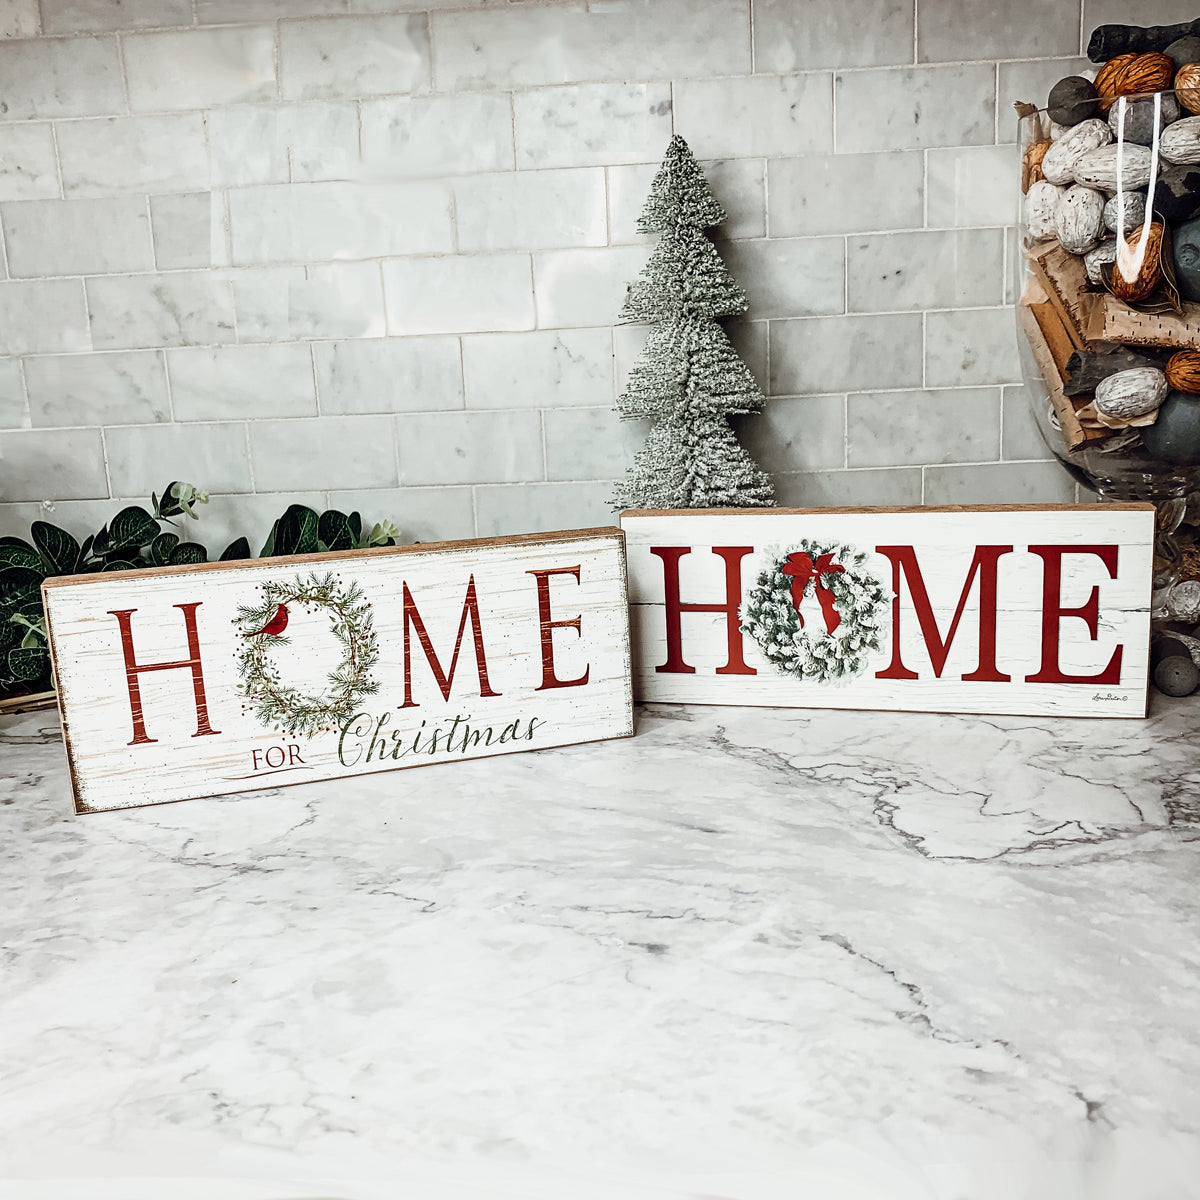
[1094,366,1169,418]
[1025,179,1066,240]
[1054,184,1106,255]
[1041,118,1112,184]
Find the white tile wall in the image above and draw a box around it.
[1,0,1131,548]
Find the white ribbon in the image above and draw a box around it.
[1114,91,1162,284]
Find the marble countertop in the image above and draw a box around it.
[2,700,1198,1200]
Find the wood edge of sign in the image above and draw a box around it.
[633,696,1149,720]
[618,503,1156,518]
[40,525,626,592]
[71,716,640,815]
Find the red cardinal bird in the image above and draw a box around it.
[243,603,289,637]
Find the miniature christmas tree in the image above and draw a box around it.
[613,135,775,510]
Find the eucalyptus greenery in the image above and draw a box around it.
[0,485,399,697]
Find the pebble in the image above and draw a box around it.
[1048,76,1098,126]
[1139,390,1200,463]
[1154,654,1199,696]
[1172,212,1200,301]
[1164,35,1200,70]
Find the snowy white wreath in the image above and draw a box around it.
[739,541,891,685]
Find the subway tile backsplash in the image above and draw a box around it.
[1,0,1141,545]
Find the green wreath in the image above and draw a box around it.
[234,571,379,738]
[740,541,891,685]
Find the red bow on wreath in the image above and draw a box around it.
[781,552,846,635]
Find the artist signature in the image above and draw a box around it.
[1093,692,1125,701]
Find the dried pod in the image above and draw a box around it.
[1073,142,1154,190]
[1176,63,1200,114]
[1094,366,1169,418]
[1041,118,1112,184]
[1107,91,1180,142]
[1094,52,1174,114]
[1025,179,1066,240]
[1165,349,1200,392]
[1160,114,1200,164]
[1054,184,1106,255]
[1084,238,1118,285]
[1110,221,1165,302]
[1022,139,1051,192]
[1103,190,1146,232]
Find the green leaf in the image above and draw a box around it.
[99,559,140,572]
[74,533,95,572]
[348,511,363,544]
[0,542,44,573]
[148,532,179,567]
[31,521,82,577]
[219,537,251,562]
[268,504,320,557]
[318,509,356,552]
[168,543,207,566]
[0,617,19,653]
[91,523,111,557]
[0,564,45,606]
[6,645,49,684]
[107,506,160,553]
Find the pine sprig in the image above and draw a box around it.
[234,571,379,738]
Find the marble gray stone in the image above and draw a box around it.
[24,351,169,427]
[5,696,1196,1189]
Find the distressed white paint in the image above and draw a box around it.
[621,506,1153,718]
[43,528,633,813]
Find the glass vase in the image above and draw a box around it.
[1015,98,1200,610]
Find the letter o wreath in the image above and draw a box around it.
[234,571,380,737]
[740,541,892,685]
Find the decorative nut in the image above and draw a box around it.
[1084,238,1118,286]
[1041,118,1112,185]
[1025,179,1065,241]
[1160,114,1200,164]
[1165,349,1200,393]
[1110,221,1165,302]
[1175,62,1200,115]
[1094,52,1174,114]
[1054,184,1106,255]
[1103,190,1146,232]
[1073,142,1154,190]
[1022,139,1051,192]
[1095,366,1169,418]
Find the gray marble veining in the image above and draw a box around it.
[1,699,1197,1199]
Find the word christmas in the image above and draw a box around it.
[43,529,633,813]
[620,506,1154,718]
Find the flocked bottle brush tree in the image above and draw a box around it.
[613,135,776,510]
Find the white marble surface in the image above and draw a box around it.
[1,700,1198,1200]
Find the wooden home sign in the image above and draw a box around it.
[620,505,1154,718]
[43,528,633,813]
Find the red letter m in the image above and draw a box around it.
[400,574,501,708]
[874,545,1013,682]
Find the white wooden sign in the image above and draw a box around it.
[43,528,633,813]
[621,505,1154,718]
